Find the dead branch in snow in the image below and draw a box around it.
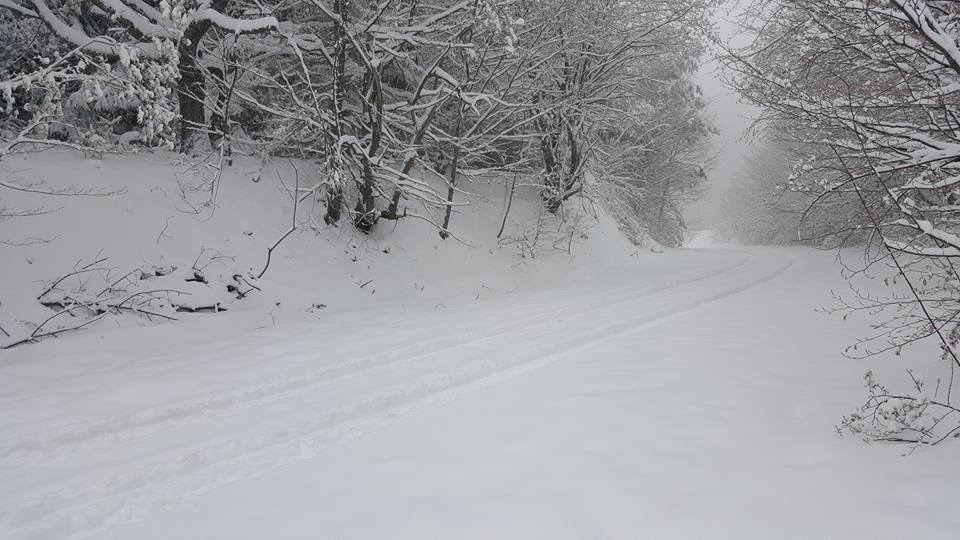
[1,289,186,350]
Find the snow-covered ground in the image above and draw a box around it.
[0,150,636,349]
[3,242,959,540]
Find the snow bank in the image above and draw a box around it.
[0,149,640,349]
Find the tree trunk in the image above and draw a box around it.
[541,128,562,213]
[354,66,383,232]
[177,49,206,154]
[355,160,378,232]
[440,109,463,239]
[384,100,444,220]
[324,0,350,225]
[177,0,230,153]
[325,185,345,225]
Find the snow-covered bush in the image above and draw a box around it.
[0,11,180,149]
[839,370,960,447]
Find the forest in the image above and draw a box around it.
[1,1,959,539]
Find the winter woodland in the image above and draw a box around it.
[2,0,960,538]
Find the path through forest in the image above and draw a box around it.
[1,246,957,540]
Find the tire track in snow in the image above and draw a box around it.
[0,252,753,470]
[1,250,792,540]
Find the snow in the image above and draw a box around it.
[25,0,162,58]
[190,9,279,35]
[2,243,960,539]
[0,149,634,348]
[2,152,959,539]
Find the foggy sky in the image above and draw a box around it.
[684,0,763,233]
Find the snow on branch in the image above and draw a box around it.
[890,0,960,73]
[94,0,172,38]
[24,0,162,57]
[189,8,279,35]
[0,0,38,18]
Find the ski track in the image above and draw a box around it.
[0,252,752,469]
[0,249,792,540]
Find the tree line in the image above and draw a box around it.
[0,0,715,245]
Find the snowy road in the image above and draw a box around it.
[1,247,958,540]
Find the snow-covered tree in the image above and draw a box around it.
[0,0,278,150]
[728,0,960,444]
[2,0,717,243]
[495,0,715,245]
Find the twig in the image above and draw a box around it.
[156,216,173,244]
[497,175,517,239]
[257,168,300,279]
[37,256,108,301]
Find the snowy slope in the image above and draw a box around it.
[2,245,958,540]
[1,149,638,348]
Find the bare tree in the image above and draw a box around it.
[728,0,960,444]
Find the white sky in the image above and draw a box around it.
[684,0,763,231]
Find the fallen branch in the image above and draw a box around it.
[2,289,187,350]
